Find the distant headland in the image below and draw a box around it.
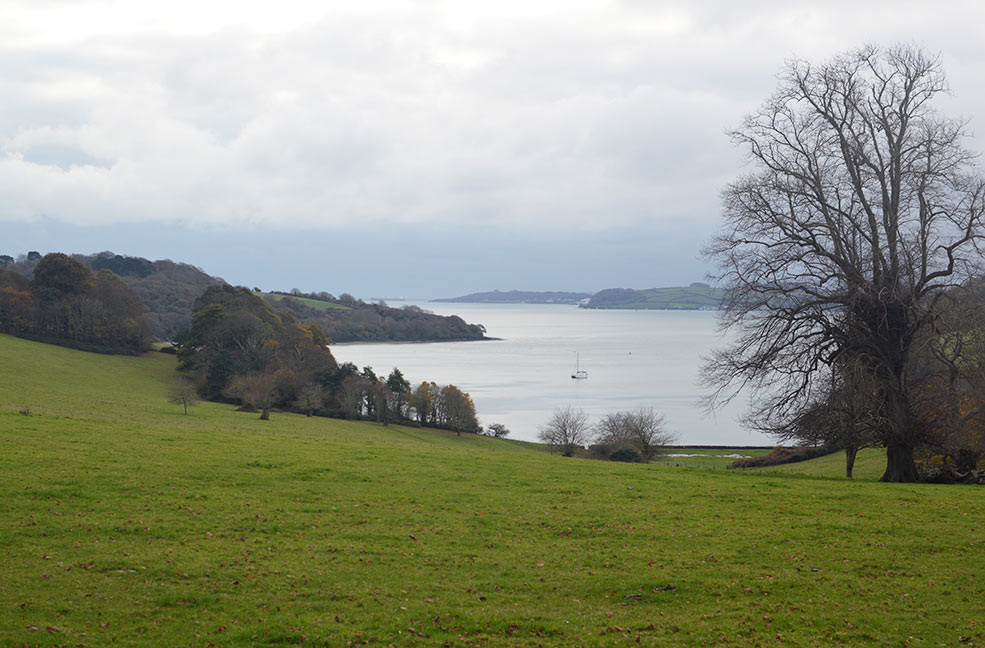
[434,283,724,310]
[433,290,592,305]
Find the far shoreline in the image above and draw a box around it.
[332,337,502,346]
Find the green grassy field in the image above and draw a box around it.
[671,447,888,480]
[2,334,984,647]
[256,292,351,311]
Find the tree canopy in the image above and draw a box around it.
[0,253,151,353]
[176,285,338,414]
[703,45,985,482]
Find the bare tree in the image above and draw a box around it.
[294,382,326,417]
[226,371,277,420]
[775,358,881,478]
[595,412,629,445]
[167,376,198,415]
[622,407,676,461]
[539,407,590,456]
[338,375,369,420]
[594,408,676,461]
[703,45,985,482]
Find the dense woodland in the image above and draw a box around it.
[1,252,487,343]
[2,251,219,341]
[0,253,151,353]
[175,285,480,430]
[1,251,483,433]
[267,290,487,342]
[92,255,222,340]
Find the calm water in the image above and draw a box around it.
[331,303,769,446]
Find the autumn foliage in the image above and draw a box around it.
[0,253,151,353]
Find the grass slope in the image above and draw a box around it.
[765,448,889,480]
[257,292,351,311]
[2,334,985,647]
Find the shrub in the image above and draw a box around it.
[610,447,643,463]
[729,445,837,469]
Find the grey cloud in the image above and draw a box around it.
[1,1,984,245]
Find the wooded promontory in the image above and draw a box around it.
[1,251,488,344]
[583,284,725,310]
[435,285,724,309]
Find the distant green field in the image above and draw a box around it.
[256,291,351,311]
[634,286,725,309]
[2,333,984,646]
[586,286,726,310]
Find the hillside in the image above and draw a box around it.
[2,252,487,344]
[2,333,984,646]
[259,291,351,311]
[265,292,487,343]
[434,289,593,304]
[583,284,726,310]
[3,252,220,340]
[432,285,727,309]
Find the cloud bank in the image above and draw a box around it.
[3,1,982,238]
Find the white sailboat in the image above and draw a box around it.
[571,352,588,380]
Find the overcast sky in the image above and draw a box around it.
[3,1,985,297]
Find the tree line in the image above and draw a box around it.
[0,253,151,353]
[538,406,676,463]
[2,252,488,344]
[2,251,221,341]
[267,293,487,343]
[174,284,479,431]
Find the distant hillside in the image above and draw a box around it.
[3,251,220,340]
[267,292,487,343]
[261,291,351,311]
[92,255,222,340]
[583,284,725,310]
[2,252,488,344]
[436,285,726,309]
[434,289,592,304]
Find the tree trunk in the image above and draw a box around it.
[260,407,270,421]
[845,445,858,478]
[880,444,920,482]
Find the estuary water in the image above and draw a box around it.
[331,303,770,446]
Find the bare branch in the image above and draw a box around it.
[704,45,985,482]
